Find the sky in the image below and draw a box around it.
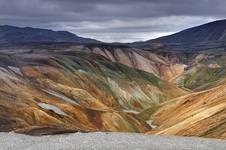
[0,0,225,42]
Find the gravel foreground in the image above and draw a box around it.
[0,132,226,150]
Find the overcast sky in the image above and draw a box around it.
[0,0,225,42]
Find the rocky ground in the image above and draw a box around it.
[0,132,226,150]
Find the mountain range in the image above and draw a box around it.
[0,20,225,139]
[132,19,226,51]
[152,19,226,43]
[0,19,225,46]
[0,25,99,43]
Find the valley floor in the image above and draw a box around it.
[0,132,225,150]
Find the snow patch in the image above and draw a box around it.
[146,120,158,129]
[122,110,140,114]
[42,89,79,105]
[38,103,67,116]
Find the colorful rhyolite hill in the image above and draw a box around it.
[0,20,226,139]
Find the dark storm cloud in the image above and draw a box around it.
[0,0,226,42]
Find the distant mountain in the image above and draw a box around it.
[153,19,226,43]
[0,25,100,43]
[132,19,226,51]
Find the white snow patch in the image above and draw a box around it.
[146,120,158,129]
[38,103,67,116]
[122,110,140,114]
[42,89,79,105]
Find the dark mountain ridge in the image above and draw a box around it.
[153,19,226,43]
[132,19,226,51]
[1,19,226,51]
[0,25,100,44]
